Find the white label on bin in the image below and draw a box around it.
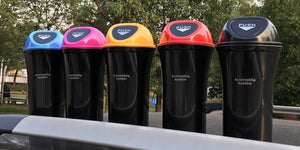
[38,34,51,40]
[171,74,190,82]
[113,74,130,81]
[234,78,256,86]
[35,74,51,79]
[117,29,131,35]
[72,32,85,38]
[176,26,191,32]
[238,23,256,31]
[68,74,82,80]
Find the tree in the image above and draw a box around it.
[0,1,26,69]
[199,0,260,100]
[260,0,300,106]
[21,0,77,31]
[0,0,78,70]
[4,0,298,108]
[145,0,207,111]
[72,0,261,110]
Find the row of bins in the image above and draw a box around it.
[23,16,282,142]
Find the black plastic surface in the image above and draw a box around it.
[24,50,65,117]
[63,49,105,121]
[218,45,281,141]
[158,44,213,133]
[217,16,282,141]
[217,16,281,46]
[106,47,154,126]
[0,115,27,134]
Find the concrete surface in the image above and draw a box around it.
[104,111,300,147]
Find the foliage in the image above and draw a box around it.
[260,0,300,106]
[0,0,78,69]
[202,0,260,99]
[0,1,26,69]
[0,0,299,106]
[6,83,27,92]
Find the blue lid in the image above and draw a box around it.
[23,30,63,51]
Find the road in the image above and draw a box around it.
[104,111,300,147]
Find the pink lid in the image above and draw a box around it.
[62,27,105,49]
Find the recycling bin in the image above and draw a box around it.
[158,20,214,132]
[62,27,106,120]
[216,16,282,141]
[105,23,155,125]
[23,30,65,117]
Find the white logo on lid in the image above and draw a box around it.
[72,32,85,38]
[176,26,191,32]
[239,23,256,31]
[38,34,51,40]
[117,29,131,35]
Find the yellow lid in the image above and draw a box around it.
[104,23,155,48]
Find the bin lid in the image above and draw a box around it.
[216,16,281,46]
[62,27,105,49]
[157,20,214,47]
[104,23,155,48]
[23,30,63,51]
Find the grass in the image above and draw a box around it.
[0,104,28,115]
[207,98,222,103]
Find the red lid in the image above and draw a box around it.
[158,20,214,47]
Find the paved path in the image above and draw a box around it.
[104,111,300,147]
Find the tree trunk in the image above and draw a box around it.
[104,95,108,113]
[13,69,18,85]
[155,93,162,112]
[103,84,108,113]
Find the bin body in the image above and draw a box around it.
[23,31,65,117]
[158,21,214,132]
[62,27,105,120]
[105,23,155,125]
[216,17,282,141]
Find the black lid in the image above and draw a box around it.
[216,16,281,46]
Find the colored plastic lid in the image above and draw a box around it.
[216,16,281,46]
[157,20,214,47]
[62,27,105,49]
[23,30,63,51]
[104,23,155,48]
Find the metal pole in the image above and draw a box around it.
[205,102,300,116]
[273,105,300,116]
[1,65,7,103]
[0,59,3,105]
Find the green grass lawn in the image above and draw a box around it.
[0,104,28,115]
[207,98,222,103]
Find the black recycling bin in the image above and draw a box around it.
[23,30,65,117]
[216,16,282,141]
[158,20,214,132]
[105,23,155,126]
[62,27,106,121]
